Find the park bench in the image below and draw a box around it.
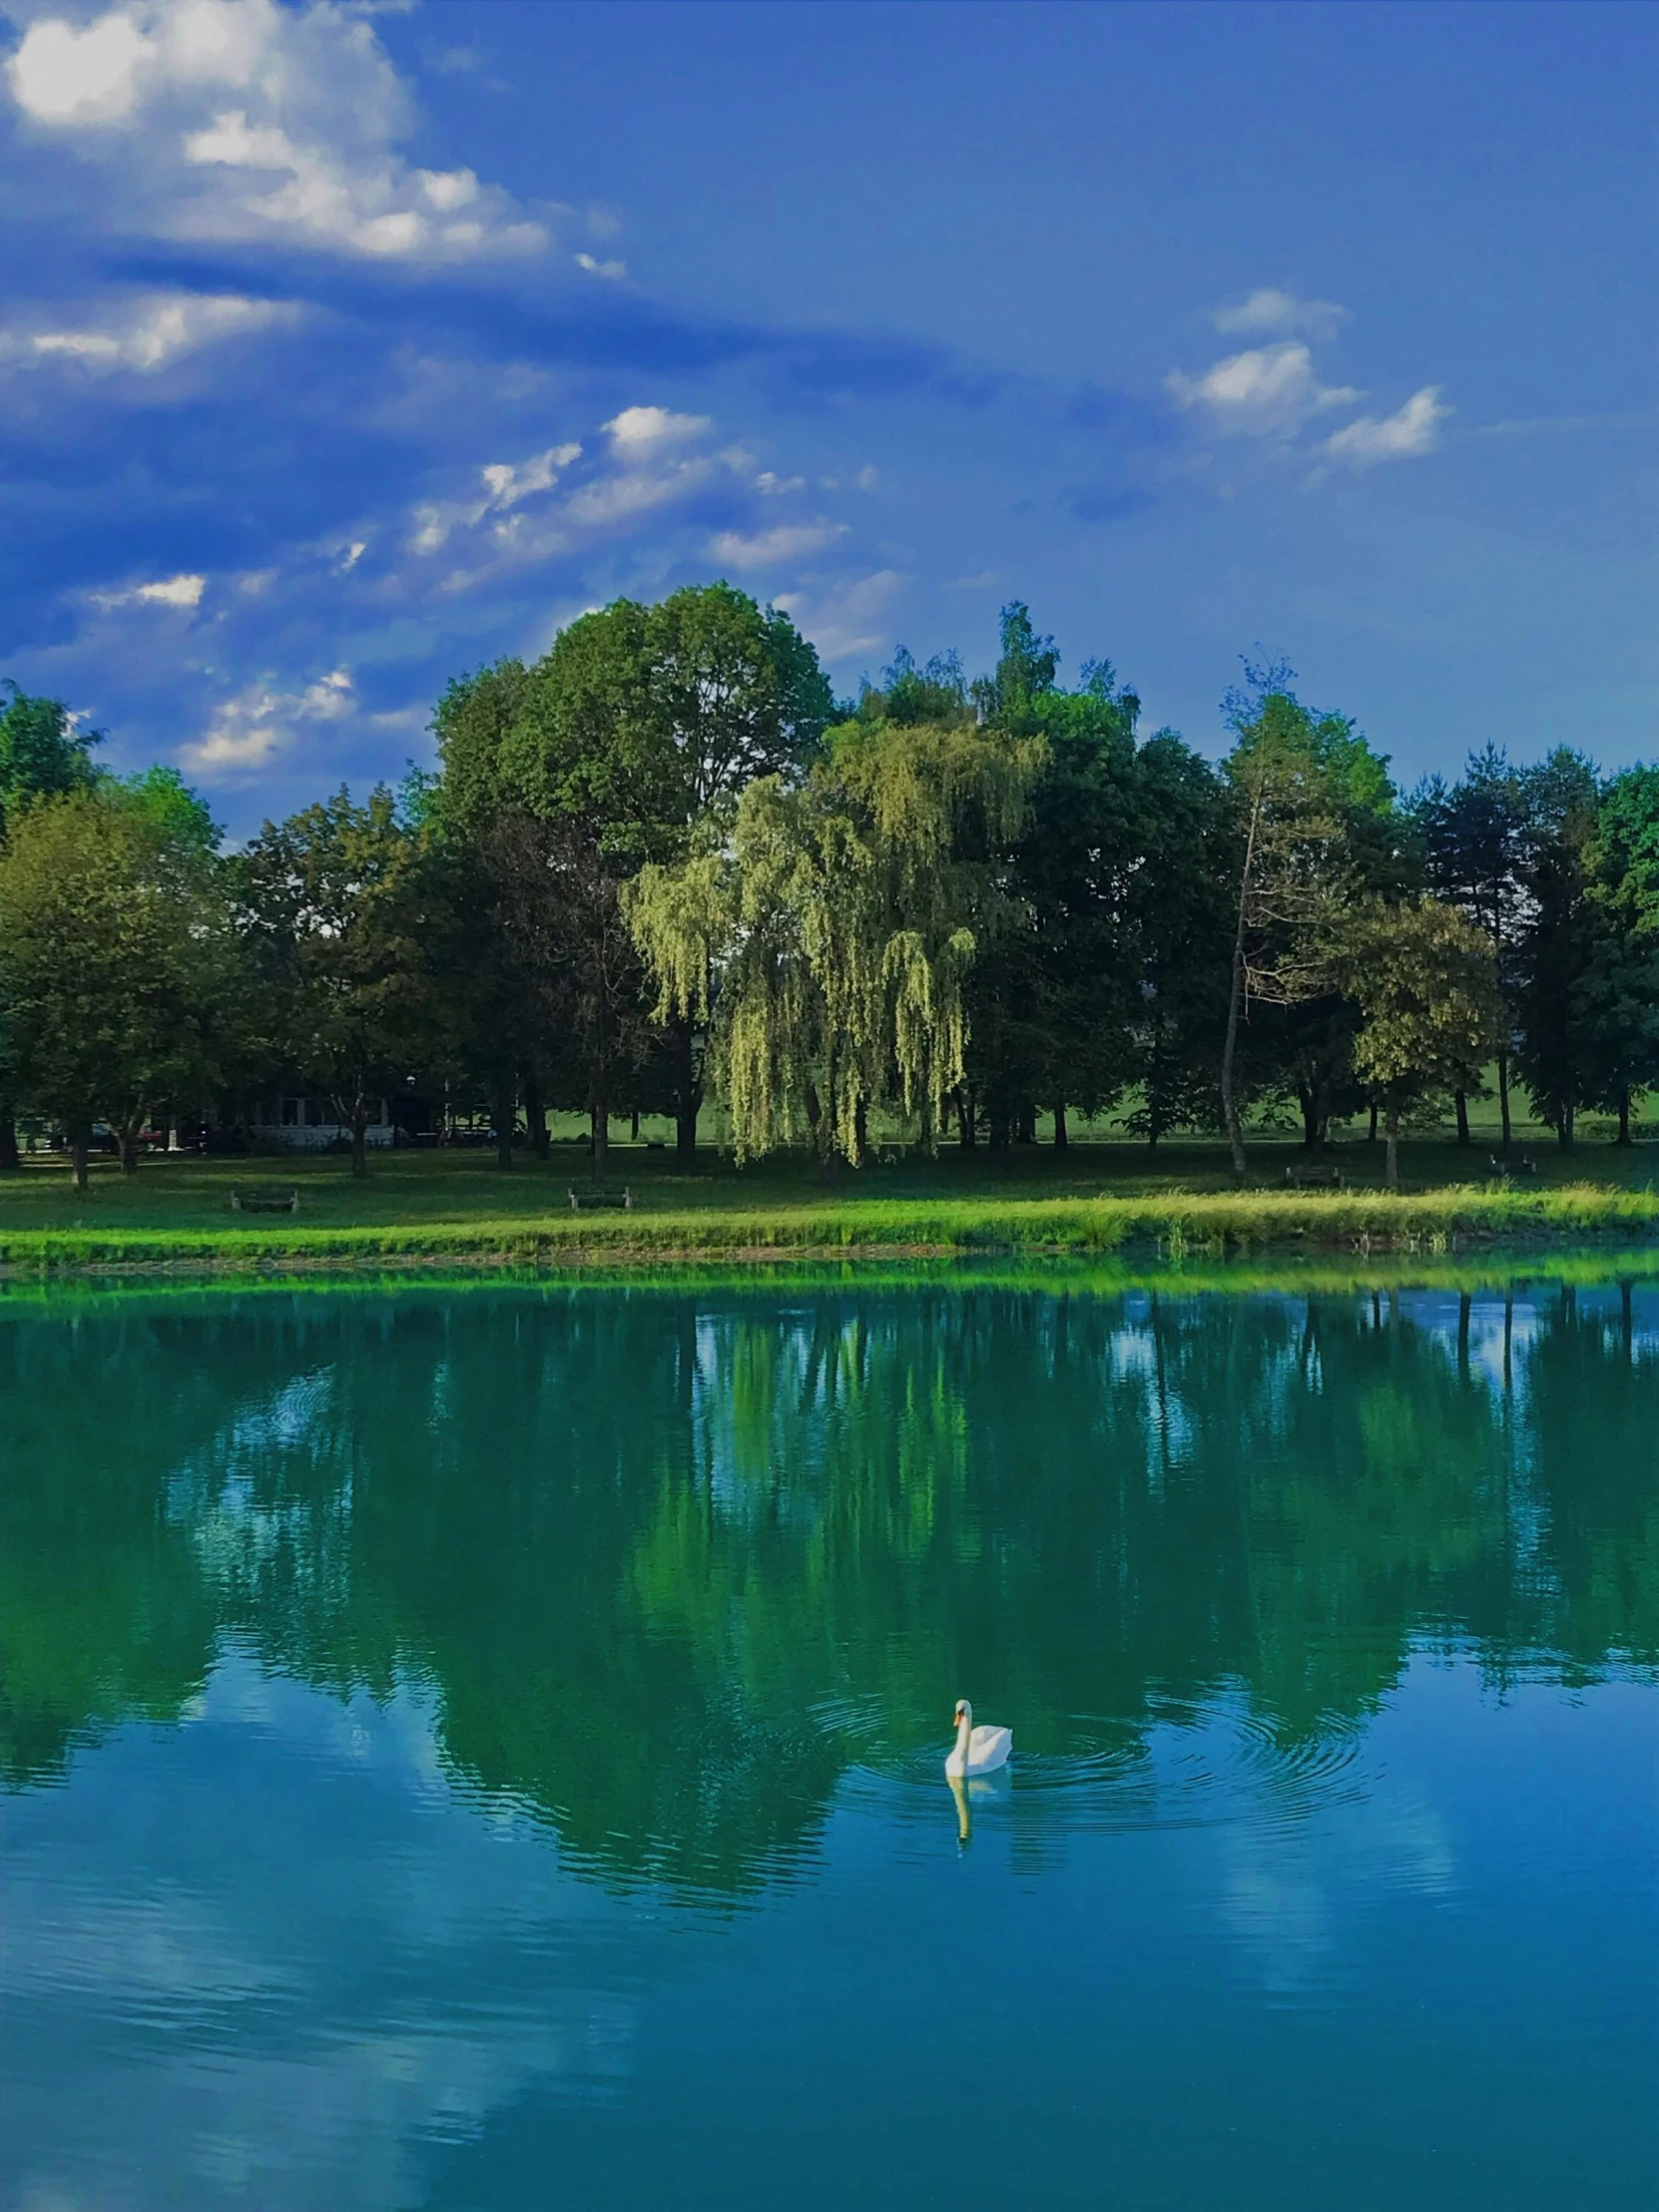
[1489,1153,1539,1179]
[231,1184,299,1214]
[1285,1163,1345,1189]
[567,1186,634,1211]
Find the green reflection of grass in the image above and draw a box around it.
[4,1242,1659,1323]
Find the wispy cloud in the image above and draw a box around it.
[707,520,845,571]
[185,666,353,773]
[774,569,902,663]
[93,571,206,610]
[6,290,297,373]
[1324,386,1448,465]
[1214,287,1350,341]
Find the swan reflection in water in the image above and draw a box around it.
[947,1767,1012,1846]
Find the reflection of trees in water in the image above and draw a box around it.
[1,1282,1654,1893]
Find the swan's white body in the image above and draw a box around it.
[945,1700,1012,1779]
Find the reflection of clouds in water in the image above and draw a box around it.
[2,1652,637,2212]
[1218,1790,1457,1993]
[1187,1672,1459,1995]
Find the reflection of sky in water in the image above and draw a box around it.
[4,1280,1656,2211]
[4,1654,1653,2212]
[4,1650,641,2212]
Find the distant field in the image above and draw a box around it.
[0,1116,1654,1272]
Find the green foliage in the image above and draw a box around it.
[1578,764,1659,1130]
[1340,895,1503,1187]
[0,680,103,838]
[240,789,448,1172]
[0,782,235,1168]
[630,714,1041,1162]
[1513,749,1602,1146]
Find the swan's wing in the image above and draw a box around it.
[969,1726,1012,1769]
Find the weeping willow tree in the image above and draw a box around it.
[627,718,1040,1163]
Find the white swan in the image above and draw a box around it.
[945,1698,1012,1779]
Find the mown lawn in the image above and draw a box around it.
[0,1111,1654,1269]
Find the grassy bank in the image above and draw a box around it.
[0,1143,1654,1276]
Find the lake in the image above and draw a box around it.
[2,1273,1655,2210]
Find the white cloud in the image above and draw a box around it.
[1166,342,1358,437]
[774,569,902,663]
[12,289,295,372]
[94,570,206,609]
[185,665,352,772]
[5,1,547,262]
[755,470,805,496]
[7,6,150,122]
[1214,287,1350,340]
[604,404,711,457]
[574,252,625,280]
[479,442,582,510]
[410,441,582,554]
[708,520,846,571]
[1324,386,1449,465]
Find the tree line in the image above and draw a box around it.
[1,589,1655,1189]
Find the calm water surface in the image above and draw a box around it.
[2,1276,1656,2210]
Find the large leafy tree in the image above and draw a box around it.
[963,606,1144,1148]
[435,584,832,1165]
[241,789,449,1177]
[1512,749,1601,1150]
[1410,744,1532,1148]
[628,714,1040,1165]
[1339,896,1503,1191]
[1217,666,1392,1175]
[0,775,234,1188]
[1576,764,1659,1141]
[1123,734,1235,1148]
[0,682,106,1169]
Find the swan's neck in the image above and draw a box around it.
[954,1713,972,1765]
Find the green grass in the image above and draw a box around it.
[0,1127,1654,1276]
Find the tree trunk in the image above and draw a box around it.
[591,1097,608,1182]
[524,1076,549,1161]
[956,1090,975,1149]
[1369,1099,1379,1144]
[496,1077,514,1172]
[1617,1083,1632,1146]
[1497,1051,1512,1153]
[351,1117,368,1178]
[1017,1104,1037,1145]
[1220,799,1259,1182]
[71,1137,89,1193]
[119,1128,141,1175]
[1384,1099,1400,1194]
[1052,1103,1068,1151]
[1557,1102,1573,1152]
[1454,1090,1470,1146]
[1299,1086,1320,1150]
[674,1021,701,1167]
[1220,944,1248,1178]
[853,1096,869,1165]
[0,1106,18,1173]
[630,1109,640,1142]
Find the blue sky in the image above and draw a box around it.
[2,0,1654,830]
